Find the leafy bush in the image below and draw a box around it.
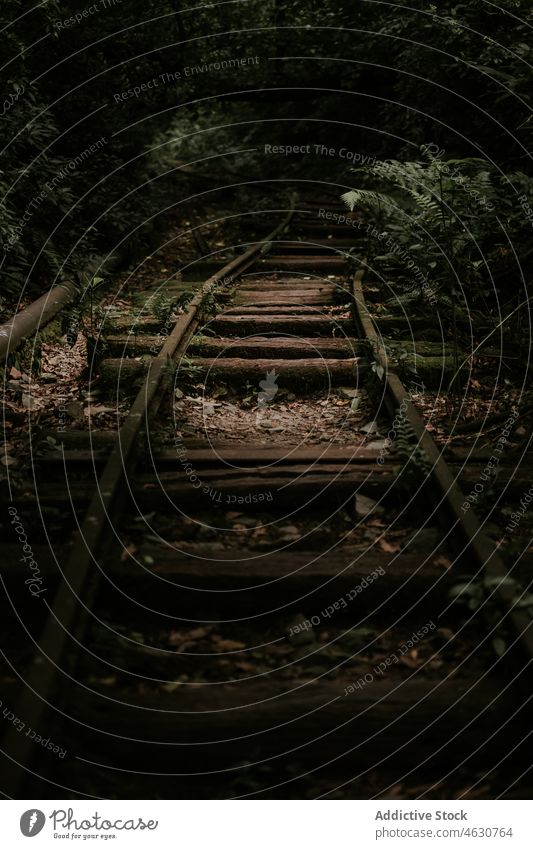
[342,149,533,313]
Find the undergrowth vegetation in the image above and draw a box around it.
[342,151,533,324]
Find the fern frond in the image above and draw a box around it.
[342,189,397,217]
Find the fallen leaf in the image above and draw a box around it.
[367,517,387,527]
[338,386,359,400]
[211,638,246,652]
[161,680,182,693]
[65,400,84,419]
[399,650,421,669]
[433,555,452,569]
[366,439,388,450]
[355,494,384,517]
[377,537,401,554]
[361,420,379,435]
[1,456,17,467]
[84,404,116,416]
[22,393,36,410]
[188,627,211,640]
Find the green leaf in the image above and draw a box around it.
[492,637,507,657]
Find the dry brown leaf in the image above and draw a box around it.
[84,404,116,416]
[168,630,185,646]
[120,543,137,561]
[212,638,246,652]
[377,537,401,554]
[366,517,387,528]
[398,648,420,666]
[433,555,452,569]
[188,627,211,640]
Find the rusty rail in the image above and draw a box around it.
[2,203,295,792]
[353,268,533,659]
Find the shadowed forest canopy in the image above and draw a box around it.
[1,1,533,299]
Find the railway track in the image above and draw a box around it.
[1,195,532,799]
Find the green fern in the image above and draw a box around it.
[340,151,530,312]
[342,189,397,218]
[395,416,433,487]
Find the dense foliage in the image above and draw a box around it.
[1,0,532,301]
[0,0,271,297]
[343,151,533,318]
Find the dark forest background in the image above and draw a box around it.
[1,0,533,308]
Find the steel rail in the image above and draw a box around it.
[353,268,533,659]
[2,202,295,794]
